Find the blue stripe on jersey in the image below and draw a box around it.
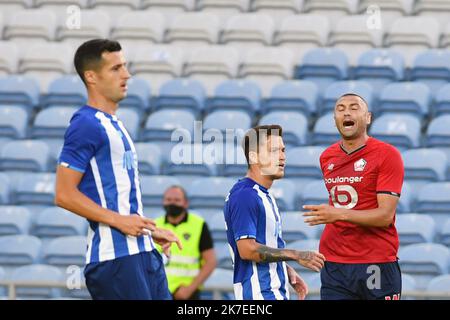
[242,279,253,300]
[90,225,100,263]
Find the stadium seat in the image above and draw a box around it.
[251,0,304,26]
[396,214,436,245]
[369,114,421,150]
[0,265,5,297]
[415,0,450,27]
[426,115,450,147]
[301,180,329,206]
[358,0,415,29]
[42,236,86,267]
[219,144,248,178]
[56,10,111,49]
[263,80,318,116]
[209,213,228,242]
[0,75,40,110]
[402,148,447,182]
[183,45,240,96]
[203,268,234,300]
[415,182,450,214]
[0,235,41,265]
[274,14,329,63]
[0,1,32,27]
[353,49,405,92]
[0,140,50,172]
[30,107,76,139]
[206,80,261,116]
[165,12,220,47]
[188,177,235,209]
[282,214,318,241]
[384,17,440,66]
[401,273,418,299]
[0,173,10,205]
[426,274,450,299]
[130,45,185,93]
[139,175,181,207]
[410,50,450,93]
[0,41,19,76]
[0,105,28,139]
[377,82,431,118]
[439,219,450,247]
[133,143,162,175]
[303,0,359,26]
[0,206,31,236]
[311,113,341,146]
[294,48,349,94]
[440,21,450,48]
[14,173,55,205]
[322,80,374,115]
[115,108,140,141]
[141,0,195,22]
[399,243,450,289]
[221,13,275,48]
[119,77,151,112]
[285,146,325,180]
[40,75,87,109]
[329,15,384,65]
[111,11,165,49]
[305,273,321,300]
[10,264,63,299]
[34,0,89,17]
[89,0,140,20]
[397,182,413,213]
[32,207,86,238]
[240,47,295,97]
[203,110,251,136]
[215,242,232,270]
[270,178,296,211]
[433,84,450,117]
[258,111,308,146]
[142,109,196,142]
[154,78,206,115]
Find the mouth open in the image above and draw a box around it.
[343,119,355,129]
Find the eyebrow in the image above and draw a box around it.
[110,62,127,70]
[336,103,361,108]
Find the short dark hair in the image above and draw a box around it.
[242,125,283,168]
[74,39,122,85]
[164,185,189,201]
[337,93,369,110]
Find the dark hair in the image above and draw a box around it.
[337,93,369,109]
[164,185,189,201]
[74,39,122,85]
[242,125,283,168]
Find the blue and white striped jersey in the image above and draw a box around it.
[59,105,155,264]
[223,177,290,300]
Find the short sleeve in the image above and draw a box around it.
[230,190,260,242]
[58,115,102,173]
[376,145,404,196]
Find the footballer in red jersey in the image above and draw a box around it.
[303,93,404,300]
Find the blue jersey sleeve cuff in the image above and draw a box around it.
[58,161,85,173]
[235,235,256,242]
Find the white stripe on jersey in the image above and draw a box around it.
[254,185,284,300]
[251,263,264,300]
[90,156,115,262]
[233,283,243,300]
[96,112,139,256]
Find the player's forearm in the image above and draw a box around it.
[339,207,395,228]
[255,244,305,263]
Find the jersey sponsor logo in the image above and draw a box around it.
[324,176,363,184]
[354,158,367,172]
[327,163,334,171]
[384,294,400,300]
[330,185,358,209]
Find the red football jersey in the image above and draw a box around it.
[319,137,404,263]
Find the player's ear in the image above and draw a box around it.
[366,112,372,125]
[84,70,97,86]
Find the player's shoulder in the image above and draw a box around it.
[68,106,103,130]
[368,137,401,155]
[320,141,341,159]
[228,178,260,201]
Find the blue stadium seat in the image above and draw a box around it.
[154,78,205,115]
[0,173,10,204]
[305,273,321,300]
[0,235,41,265]
[139,175,180,207]
[377,82,431,118]
[439,219,450,247]
[353,49,405,92]
[262,80,319,116]
[215,242,232,270]
[294,48,349,94]
[40,75,87,109]
[32,207,86,238]
[219,144,248,178]
[398,182,413,213]
[116,108,140,141]
[0,140,51,172]
[206,80,261,116]
[285,146,325,180]
[426,115,450,148]
[403,148,447,182]
[133,143,162,175]
[311,113,340,146]
[189,177,235,210]
[0,206,31,236]
[142,109,196,141]
[396,214,436,245]
[30,107,76,139]
[203,268,233,300]
[282,214,318,242]
[208,212,227,242]
[14,173,55,205]
[119,77,151,111]
[0,266,5,297]
[401,273,418,299]
[42,236,86,267]
[415,182,450,213]
[322,80,374,115]
[370,114,421,150]
[259,111,308,146]
[410,50,450,93]
[0,75,40,110]
[301,180,329,207]
[203,110,251,134]
[433,84,450,117]
[0,105,28,139]
[11,264,63,299]
[270,178,296,211]
[426,275,450,298]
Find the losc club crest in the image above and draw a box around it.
[354,158,367,172]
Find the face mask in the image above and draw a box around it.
[164,204,185,217]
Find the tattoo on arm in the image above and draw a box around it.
[256,245,295,263]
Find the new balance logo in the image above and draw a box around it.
[123,150,136,170]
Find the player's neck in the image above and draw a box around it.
[246,169,273,189]
[87,92,119,115]
[341,134,370,154]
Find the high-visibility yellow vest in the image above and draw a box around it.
[155,213,204,294]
